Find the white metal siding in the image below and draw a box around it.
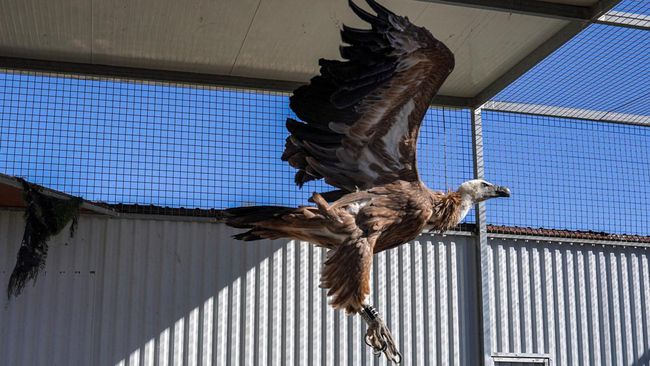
[489,237,650,366]
[0,210,479,366]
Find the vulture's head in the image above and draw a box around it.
[458,179,510,203]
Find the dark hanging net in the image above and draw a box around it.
[7,178,82,299]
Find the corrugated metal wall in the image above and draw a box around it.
[4,209,649,366]
[488,237,650,366]
[0,210,480,366]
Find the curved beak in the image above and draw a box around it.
[494,186,511,198]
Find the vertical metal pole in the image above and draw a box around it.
[471,107,493,366]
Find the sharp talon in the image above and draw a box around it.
[394,351,402,364]
[364,335,373,347]
[380,341,387,352]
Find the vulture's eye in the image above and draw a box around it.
[481,182,490,187]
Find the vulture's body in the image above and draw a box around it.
[223,0,510,362]
[227,179,501,314]
[229,182,465,248]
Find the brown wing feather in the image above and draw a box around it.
[320,235,376,314]
[282,0,455,191]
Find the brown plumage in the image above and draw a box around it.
[224,1,510,360]
[226,180,503,313]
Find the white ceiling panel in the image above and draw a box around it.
[91,0,260,74]
[415,4,567,96]
[232,0,567,97]
[0,0,609,101]
[0,0,92,62]
[230,0,427,82]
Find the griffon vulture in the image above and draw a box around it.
[224,0,510,362]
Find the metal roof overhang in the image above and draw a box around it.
[0,173,117,216]
[0,0,620,108]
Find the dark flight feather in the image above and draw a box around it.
[283,0,455,192]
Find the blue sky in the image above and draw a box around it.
[0,15,648,236]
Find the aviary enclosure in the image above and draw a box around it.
[0,0,648,365]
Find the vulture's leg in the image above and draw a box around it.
[311,192,341,222]
[360,304,402,363]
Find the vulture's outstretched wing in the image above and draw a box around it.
[282,0,455,191]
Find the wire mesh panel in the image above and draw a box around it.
[611,0,650,15]
[482,110,650,236]
[0,70,311,211]
[418,108,474,196]
[0,69,473,218]
[488,22,650,123]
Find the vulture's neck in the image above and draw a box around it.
[427,190,475,232]
[457,194,474,223]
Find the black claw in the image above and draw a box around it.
[380,341,387,352]
[394,352,402,364]
[364,335,373,347]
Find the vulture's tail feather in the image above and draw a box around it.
[223,205,293,226]
[232,231,263,241]
[222,205,295,241]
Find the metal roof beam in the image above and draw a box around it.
[0,56,303,93]
[596,11,650,31]
[0,173,118,217]
[418,0,593,21]
[482,101,650,126]
[0,56,473,108]
[589,0,623,19]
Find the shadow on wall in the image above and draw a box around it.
[0,210,479,366]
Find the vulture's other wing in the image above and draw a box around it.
[320,235,375,314]
[282,0,455,191]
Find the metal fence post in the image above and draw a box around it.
[471,107,493,366]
